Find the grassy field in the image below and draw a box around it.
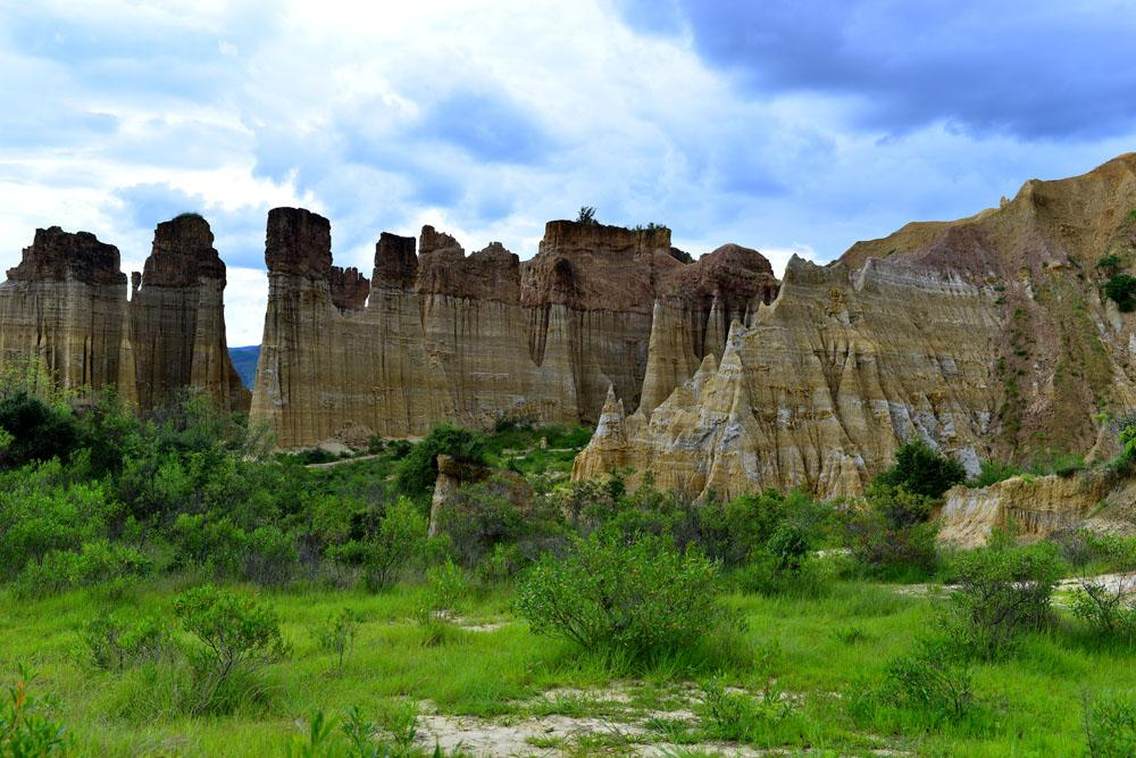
[3,574,1133,756]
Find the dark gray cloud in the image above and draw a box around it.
[616,0,1136,139]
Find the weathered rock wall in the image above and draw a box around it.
[938,471,1136,547]
[0,227,133,397]
[0,217,249,413]
[130,214,249,412]
[251,214,771,448]
[575,153,1136,499]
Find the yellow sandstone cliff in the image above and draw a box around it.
[575,153,1136,499]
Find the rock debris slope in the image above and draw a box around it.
[575,153,1136,499]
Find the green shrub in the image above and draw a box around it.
[424,559,467,613]
[1071,580,1136,641]
[514,532,730,665]
[396,424,485,497]
[696,677,794,743]
[970,459,1023,488]
[844,486,940,580]
[698,489,827,567]
[1,665,69,755]
[15,540,150,597]
[431,478,530,568]
[1084,691,1136,757]
[173,585,290,715]
[884,636,974,724]
[1105,274,1136,311]
[0,465,113,579]
[328,497,427,591]
[876,440,966,499]
[81,613,173,672]
[244,525,298,586]
[170,513,247,577]
[734,552,830,598]
[0,391,80,470]
[947,541,1065,659]
[1098,254,1123,278]
[315,609,360,672]
[1055,530,1136,574]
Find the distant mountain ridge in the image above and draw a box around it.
[228,345,260,390]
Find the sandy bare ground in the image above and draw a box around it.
[405,683,905,757]
[891,571,1136,604]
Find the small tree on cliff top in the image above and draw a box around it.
[576,206,597,224]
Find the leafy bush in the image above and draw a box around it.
[576,205,597,224]
[734,552,830,598]
[884,636,974,724]
[396,425,486,497]
[1105,273,1136,312]
[1084,690,1136,757]
[424,559,467,613]
[173,585,290,714]
[0,464,114,579]
[1,665,69,755]
[947,541,1065,659]
[876,440,966,499]
[844,486,940,580]
[15,539,150,597]
[1071,580,1136,641]
[514,532,730,665]
[0,391,80,470]
[698,490,792,567]
[315,609,360,672]
[414,560,469,646]
[1053,530,1136,574]
[243,525,298,586]
[328,497,427,591]
[1098,254,1123,278]
[433,476,568,570]
[81,613,173,672]
[970,459,1023,488]
[696,677,795,743]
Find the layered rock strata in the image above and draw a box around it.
[251,214,773,447]
[0,227,133,397]
[129,214,249,412]
[0,216,249,413]
[575,153,1136,499]
[938,472,1136,548]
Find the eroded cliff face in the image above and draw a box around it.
[251,215,718,447]
[130,214,250,412]
[0,216,249,413]
[0,227,132,396]
[575,153,1136,499]
[938,472,1136,548]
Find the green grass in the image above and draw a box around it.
[4,577,1134,756]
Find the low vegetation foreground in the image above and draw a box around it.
[3,388,1136,756]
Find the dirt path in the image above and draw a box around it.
[892,571,1136,600]
[304,453,383,470]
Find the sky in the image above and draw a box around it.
[1,1,1134,346]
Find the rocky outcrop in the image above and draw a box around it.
[575,153,1136,499]
[0,227,132,396]
[130,214,249,412]
[0,216,249,413]
[428,454,533,537]
[250,216,758,448]
[639,242,779,415]
[939,471,1136,547]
